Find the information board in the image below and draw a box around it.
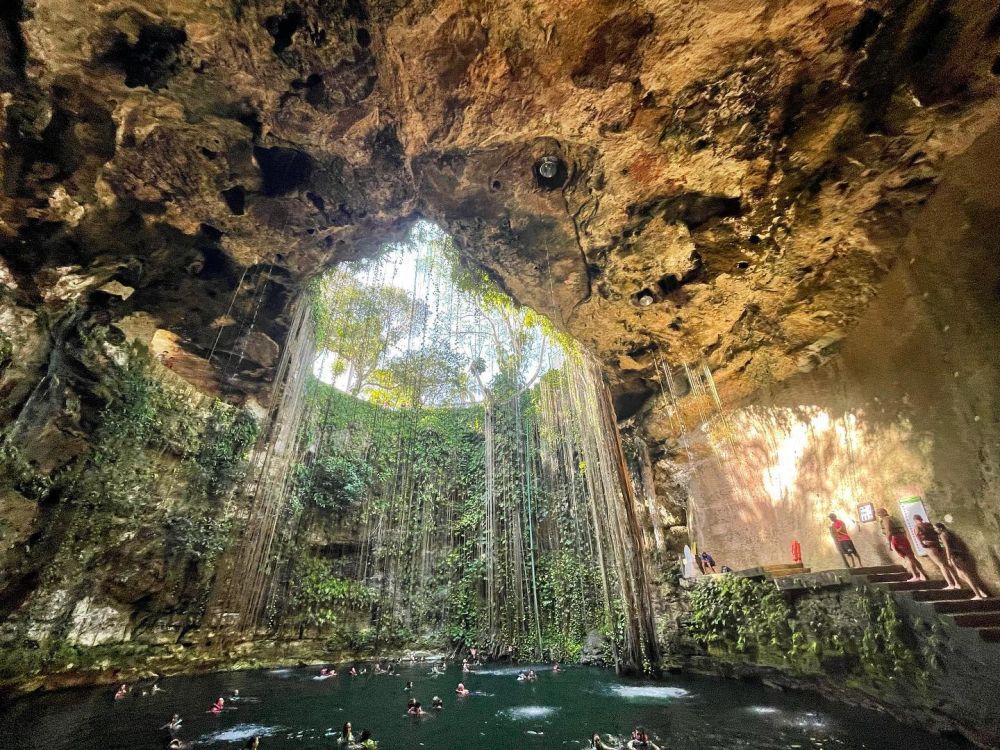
[898,496,929,557]
[683,545,698,578]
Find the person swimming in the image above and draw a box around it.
[404,680,414,690]
[552,663,561,672]
[627,727,661,750]
[244,736,260,750]
[407,700,425,716]
[462,659,471,673]
[455,682,470,696]
[337,722,355,746]
[349,666,358,677]
[209,697,225,714]
[431,695,443,710]
[161,714,182,734]
[114,684,128,700]
[167,739,194,750]
[516,672,527,681]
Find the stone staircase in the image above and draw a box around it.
[849,564,1000,644]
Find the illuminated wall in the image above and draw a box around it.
[688,404,932,572]
[680,123,1000,584]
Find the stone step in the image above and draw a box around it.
[911,588,974,602]
[952,612,1000,628]
[866,572,911,583]
[933,598,1000,615]
[848,565,907,576]
[880,579,948,592]
[979,628,1000,644]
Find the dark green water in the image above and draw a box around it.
[0,663,968,750]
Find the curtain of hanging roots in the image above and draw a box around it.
[205,225,660,671]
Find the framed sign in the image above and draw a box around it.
[898,496,929,557]
[683,545,698,578]
[857,502,876,523]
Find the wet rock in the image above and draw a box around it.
[65,597,131,647]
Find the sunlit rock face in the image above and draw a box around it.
[647,125,1000,584]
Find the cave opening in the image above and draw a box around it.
[213,221,657,670]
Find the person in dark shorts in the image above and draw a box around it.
[877,508,926,582]
[700,551,717,573]
[828,513,862,568]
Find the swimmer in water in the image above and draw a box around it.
[407,700,425,716]
[627,727,661,750]
[591,733,616,750]
[244,736,260,750]
[209,697,225,714]
[168,739,193,750]
[161,714,182,734]
[432,695,444,710]
[337,722,354,746]
[114,684,128,700]
[552,663,561,673]
[516,672,527,681]
[404,680,414,691]
[462,659,471,673]
[152,683,164,694]
[455,682,470,696]
[349,666,358,677]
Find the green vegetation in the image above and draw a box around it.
[683,577,929,686]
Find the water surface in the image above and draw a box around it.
[0,663,968,749]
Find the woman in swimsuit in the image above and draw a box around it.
[878,508,926,582]
[913,514,959,588]
[455,682,470,696]
[936,522,991,599]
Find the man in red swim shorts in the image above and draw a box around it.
[877,507,926,582]
[828,513,862,568]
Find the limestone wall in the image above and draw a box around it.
[681,122,1000,586]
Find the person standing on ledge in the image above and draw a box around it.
[829,512,862,568]
[877,507,926,582]
[935,522,991,600]
[913,515,961,589]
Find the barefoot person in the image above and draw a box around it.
[878,508,926,582]
[829,513,862,568]
[913,515,960,589]
[935,522,991,599]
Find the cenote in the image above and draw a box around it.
[4,5,1000,748]
[0,664,970,750]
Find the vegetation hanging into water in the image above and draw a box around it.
[213,223,659,671]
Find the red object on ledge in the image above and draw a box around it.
[791,539,802,564]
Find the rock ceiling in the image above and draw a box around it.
[2,0,999,414]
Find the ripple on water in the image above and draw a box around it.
[605,685,689,700]
[198,723,281,743]
[500,705,559,720]
[473,665,550,676]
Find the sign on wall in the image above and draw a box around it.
[898,496,929,557]
[683,545,698,578]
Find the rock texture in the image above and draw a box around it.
[2,0,998,411]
